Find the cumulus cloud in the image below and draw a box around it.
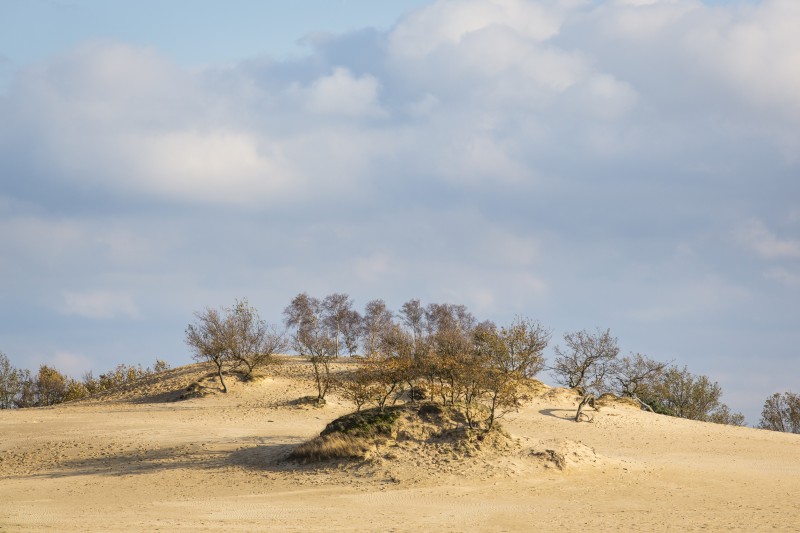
[3,1,799,210]
[300,67,386,118]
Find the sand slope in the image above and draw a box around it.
[1,358,799,532]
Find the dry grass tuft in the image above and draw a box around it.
[287,434,371,463]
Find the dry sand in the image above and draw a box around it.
[2,357,799,532]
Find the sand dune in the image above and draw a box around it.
[1,357,799,532]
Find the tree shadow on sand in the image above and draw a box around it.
[538,408,580,421]
[9,437,305,481]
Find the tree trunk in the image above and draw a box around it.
[216,363,227,393]
[575,394,595,422]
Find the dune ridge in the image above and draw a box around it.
[1,358,799,532]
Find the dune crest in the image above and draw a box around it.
[1,358,799,531]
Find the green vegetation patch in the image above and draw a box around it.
[321,405,405,439]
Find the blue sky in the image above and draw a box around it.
[1,0,798,424]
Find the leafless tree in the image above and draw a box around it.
[0,352,21,409]
[340,308,362,357]
[550,328,619,394]
[361,299,394,356]
[186,306,233,393]
[399,299,424,348]
[759,391,800,433]
[227,299,288,379]
[610,353,668,400]
[284,293,337,402]
[322,293,354,356]
[424,303,476,406]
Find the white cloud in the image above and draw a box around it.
[61,290,139,319]
[49,351,93,377]
[389,0,565,60]
[736,219,800,260]
[301,67,386,118]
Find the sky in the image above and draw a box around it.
[1,0,797,424]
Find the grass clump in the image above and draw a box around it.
[321,405,404,439]
[287,433,370,463]
[287,406,404,464]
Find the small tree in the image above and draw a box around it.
[35,365,67,406]
[227,299,288,379]
[471,318,550,430]
[336,367,380,412]
[322,293,354,357]
[400,299,426,351]
[0,352,21,409]
[551,328,619,394]
[610,353,668,404]
[340,308,362,357]
[759,391,800,433]
[647,365,744,424]
[153,359,171,373]
[15,368,35,408]
[361,299,394,357]
[284,293,337,402]
[186,306,233,393]
[709,404,746,427]
[63,379,90,402]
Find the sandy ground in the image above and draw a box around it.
[2,358,799,532]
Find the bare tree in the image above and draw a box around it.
[759,391,800,433]
[550,328,619,394]
[284,293,337,402]
[322,293,354,356]
[399,299,424,348]
[340,308,362,357]
[610,353,668,402]
[425,303,476,406]
[361,299,394,356]
[15,368,35,408]
[227,299,288,379]
[186,306,233,393]
[0,352,21,409]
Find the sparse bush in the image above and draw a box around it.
[759,391,800,433]
[35,365,67,406]
[644,365,745,425]
[336,368,381,412]
[63,378,90,402]
[152,359,171,373]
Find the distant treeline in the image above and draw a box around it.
[0,353,169,408]
[3,292,797,434]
